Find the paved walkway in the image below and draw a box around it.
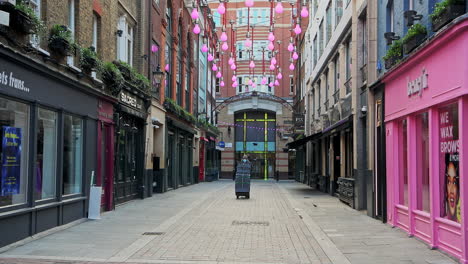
[0,180,457,264]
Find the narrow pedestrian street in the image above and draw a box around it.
[0,180,456,264]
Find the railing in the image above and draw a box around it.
[345,78,352,95]
[317,107,321,116]
[333,90,339,105]
[324,100,329,111]
[360,64,367,86]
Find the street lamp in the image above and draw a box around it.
[152,64,164,97]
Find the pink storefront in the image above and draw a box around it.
[384,18,468,262]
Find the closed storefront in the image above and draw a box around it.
[0,46,98,247]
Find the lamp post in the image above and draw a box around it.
[152,64,165,99]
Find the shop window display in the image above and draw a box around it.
[0,97,29,207]
[416,112,430,212]
[399,119,408,206]
[439,103,460,223]
[36,108,57,200]
[63,115,83,195]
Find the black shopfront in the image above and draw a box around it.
[114,88,149,205]
[0,46,98,247]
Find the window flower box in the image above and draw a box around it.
[431,4,465,32]
[403,33,426,54]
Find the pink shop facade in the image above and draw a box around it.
[383,18,468,262]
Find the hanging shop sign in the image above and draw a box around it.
[294,113,305,128]
[1,126,22,196]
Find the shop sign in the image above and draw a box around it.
[294,113,305,127]
[407,68,428,97]
[218,141,225,148]
[0,70,30,93]
[97,100,113,120]
[119,91,143,110]
[1,126,21,196]
[225,142,233,148]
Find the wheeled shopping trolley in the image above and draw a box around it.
[235,173,251,199]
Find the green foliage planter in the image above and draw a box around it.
[402,24,427,55]
[430,0,465,32]
[163,98,197,124]
[1,2,44,35]
[113,61,150,92]
[383,40,403,70]
[101,62,124,95]
[48,25,74,56]
[80,47,100,73]
[197,118,220,135]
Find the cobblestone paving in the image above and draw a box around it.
[0,180,458,264]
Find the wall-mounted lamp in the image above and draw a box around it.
[116,29,123,37]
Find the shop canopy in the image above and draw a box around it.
[286,131,322,149]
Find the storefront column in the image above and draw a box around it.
[429,108,440,249]
[459,97,468,263]
[385,121,396,227]
[407,116,417,237]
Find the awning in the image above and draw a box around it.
[322,115,353,136]
[287,131,322,149]
[210,136,215,141]
[200,137,209,142]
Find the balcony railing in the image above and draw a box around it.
[333,90,339,105]
[360,64,367,86]
[345,78,352,95]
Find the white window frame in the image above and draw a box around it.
[290,75,294,94]
[67,0,75,66]
[92,14,98,52]
[30,0,41,48]
[117,15,134,66]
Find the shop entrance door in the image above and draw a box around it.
[167,132,175,189]
[332,135,341,194]
[100,124,112,211]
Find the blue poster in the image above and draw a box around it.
[1,126,22,196]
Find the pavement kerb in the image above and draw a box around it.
[275,182,352,264]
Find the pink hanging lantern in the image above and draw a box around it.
[220,81,225,87]
[228,57,234,65]
[261,77,267,85]
[249,61,255,68]
[294,24,302,35]
[208,53,214,61]
[220,31,228,42]
[216,71,222,78]
[268,32,275,42]
[269,82,274,87]
[151,44,158,53]
[300,6,309,18]
[289,63,295,70]
[277,72,283,79]
[269,64,275,70]
[231,64,236,70]
[222,42,229,50]
[275,1,283,14]
[271,57,277,65]
[245,0,254,7]
[252,83,257,88]
[292,51,299,60]
[274,79,280,86]
[191,8,199,20]
[232,81,238,87]
[248,79,253,86]
[217,2,225,15]
[288,43,294,52]
[268,41,275,51]
[244,38,252,48]
[212,64,218,71]
[232,75,236,81]
[165,64,170,71]
[193,23,201,34]
[201,44,208,53]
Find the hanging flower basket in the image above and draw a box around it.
[9,8,34,34]
[431,4,465,32]
[48,25,73,56]
[101,62,124,95]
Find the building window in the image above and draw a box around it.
[319,21,324,58]
[92,13,100,52]
[176,23,182,105]
[415,112,430,212]
[117,16,134,65]
[398,118,408,206]
[345,39,352,80]
[151,41,160,100]
[63,115,83,195]
[313,0,318,17]
[346,0,351,7]
[335,0,343,28]
[290,76,294,94]
[67,0,76,65]
[326,3,332,45]
[334,55,339,103]
[238,77,243,93]
[387,1,394,33]
[0,98,29,208]
[313,35,317,67]
[30,0,41,47]
[186,34,191,111]
[36,108,57,200]
[439,103,460,223]
[216,79,220,93]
